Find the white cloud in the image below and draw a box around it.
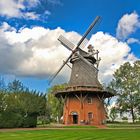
[0,0,50,20]
[116,12,140,40]
[0,22,16,32]
[5,26,49,44]
[127,38,140,44]
[0,0,24,17]
[25,0,40,8]
[0,23,138,84]
[87,32,137,84]
[0,31,32,75]
[24,12,39,20]
[0,23,81,83]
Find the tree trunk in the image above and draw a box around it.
[131,107,135,123]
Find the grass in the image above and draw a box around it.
[0,129,140,140]
[107,123,140,128]
[63,125,97,128]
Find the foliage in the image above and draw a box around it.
[22,114,37,128]
[0,80,46,128]
[7,80,25,92]
[0,111,23,128]
[46,84,66,123]
[46,93,64,123]
[110,60,140,123]
[102,83,116,118]
[109,107,118,122]
[48,84,67,93]
[0,79,67,127]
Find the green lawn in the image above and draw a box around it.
[0,129,140,140]
[107,124,140,128]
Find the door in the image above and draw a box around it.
[71,111,78,124]
[73,115,78,124]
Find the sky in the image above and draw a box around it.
[0,0,140,93]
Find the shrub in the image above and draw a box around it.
[22,114,37,128]
[0,112,23,128]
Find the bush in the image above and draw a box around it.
[0,112,23,128]
[0,80,46,128]
[0,112,37,128]
[22,114,37,128]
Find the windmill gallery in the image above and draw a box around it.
[50,16,114,125]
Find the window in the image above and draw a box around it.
[87,97,93,104]
[88,112,93,120]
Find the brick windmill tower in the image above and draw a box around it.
[49,16,114,125]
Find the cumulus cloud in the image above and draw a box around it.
[0,22,81,83]
[0,22,138,84]
[0,22,16,32]
[87,32,137,83]
[0,30,32,75]
[0,0,51,20]
[5,26,49,43]
[0,0,24,17]
[116,12,140,40]
[0,0,39,19]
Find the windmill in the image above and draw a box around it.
[49,16,101,84]
[50,16,114,125]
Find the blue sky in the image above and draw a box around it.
[0,0,140,93]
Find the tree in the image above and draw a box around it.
[46,84,66,123]
[7,79,25,92]
[134,61,140,115]
[110,61,140,123]
[0,79,46,128]
[102,83,116,120]
[109,107,118,122]
[0,91,6,112]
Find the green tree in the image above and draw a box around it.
[0,80,46,128]
[134,61,140,116]
[7,79,25,92]
[110,61,140,123]
[109,107,118,122]
[0,91,6,112]
[46,84,66,123]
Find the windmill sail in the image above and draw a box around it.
[49,16,101,84]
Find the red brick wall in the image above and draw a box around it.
[63,94,106,125]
